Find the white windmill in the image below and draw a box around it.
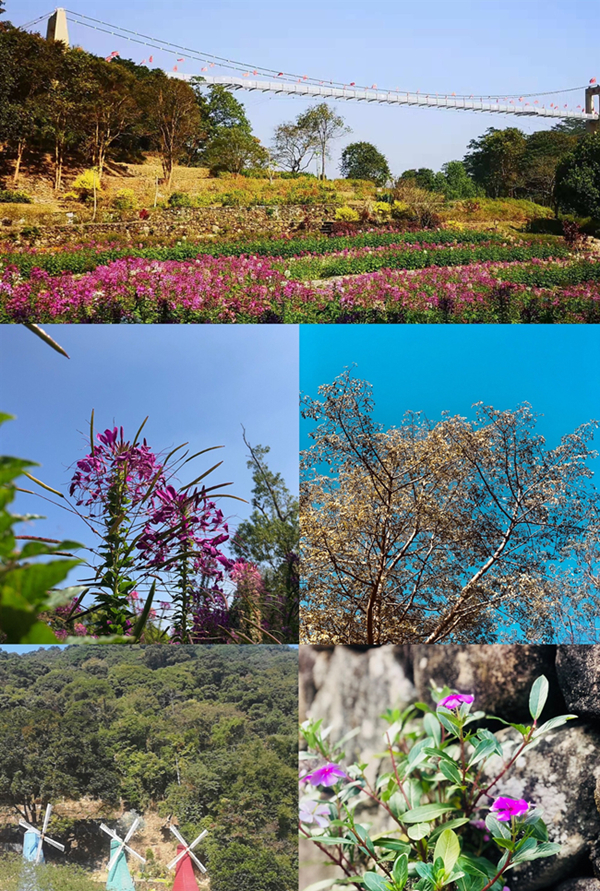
[168,825,208,874]
[19,803,66,864]
[100,817,146,873]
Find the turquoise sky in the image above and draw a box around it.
[10,0,598,176]
[300,325,600,457]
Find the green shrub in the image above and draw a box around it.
[0,189,32,204]
[112,188,136,210]
[168,191,193,207]
[335,205,360,222]
[391,199,414,220]
[372,200,392,220]
[220,190,252,207]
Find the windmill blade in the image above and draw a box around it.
[169,825,187,847]
[19,820,37,834]
[167,848,187,871]
[100,823,119,841]
[123,843,146,864]
[42,804,53,835]
[44,837,65,852]
[188,829,208,850]
[35,838,44,865]
[107,842,126,873]
[124,817,140,844]
[189,849,208,873]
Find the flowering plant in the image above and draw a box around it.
[28,414,241,641]
[300,676,576,891]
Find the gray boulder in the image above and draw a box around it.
[554,882,600,891]
[412,644,562,722]
[482,724,600,891]
[556,646,600,719]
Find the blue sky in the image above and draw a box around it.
[9,0,598,176]
[1,325,298,565]
[300,326,600,457]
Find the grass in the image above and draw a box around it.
[0,854,103,891]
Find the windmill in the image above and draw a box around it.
[168,825,208,891]
[19,804,66,864]
[100,818,146,891]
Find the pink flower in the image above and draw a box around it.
[491,797,529,822]
[438,693,474,709]
[304,763,348,787]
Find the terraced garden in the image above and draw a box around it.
[1,227,599,323]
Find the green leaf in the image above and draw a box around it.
[428,818,470,843]
[468,737,499,767]
[407,822,431,841]
[132,580,156,642]
[363,873,389,891]
[372,838,411,855]
[423,713,442,746]
[391,854,408,891]
[484,814,510,840]
[401,804,455,823]
[529,675,549,721]
[434,829,461,873]
[439,760,462,785]
[532,714,577,738]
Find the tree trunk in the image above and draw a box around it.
[54,141,63,192]
[13,140,25,186]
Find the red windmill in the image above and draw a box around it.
[169,827,208,891]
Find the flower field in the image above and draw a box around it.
[1,228,598,323]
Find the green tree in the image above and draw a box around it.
[294,103,350,179]
[143,73,202,188]
[464,126,527,197]
[231,435,299,641]
[554,131,600,217]
[339,141,391,184]
[42,48,91,191]
[83,56,141,180]
[0,28,63,185]
[438,160,481,199]
[201,126,269,174]
[398,167,437,191]
[520,130,580,207]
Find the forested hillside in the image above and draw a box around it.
[0,645,298,891]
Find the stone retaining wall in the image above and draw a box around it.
[2,204,338,245]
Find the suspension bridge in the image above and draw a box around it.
[21,7,600,130]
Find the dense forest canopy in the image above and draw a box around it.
[0,645,298,891]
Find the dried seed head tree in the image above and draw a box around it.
[300,369,599,645]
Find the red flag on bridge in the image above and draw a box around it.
[590,77,597,84]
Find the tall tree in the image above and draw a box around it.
[301,370,599,646]
[339,141,391,184]
[554,131,600,217]
[295,103,350,180]
[464,127,527,198]
[398,167,437,191]
[271,120,318,173]
[84,57,141,180]
[231,434,299,640]
[144,73,202,188]
[42,47,90,191]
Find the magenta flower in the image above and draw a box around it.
[438,693,475,709]
[491,797,529,822]
[304,763,348,787]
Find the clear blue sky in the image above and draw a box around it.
[9,0,598,177]
[1,325,298,564]
[300,326,600,458]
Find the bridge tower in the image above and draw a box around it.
[585,86,600,132]
[46,8,69,45]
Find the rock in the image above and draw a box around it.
[556,646,600,719]
[554,882,600,891]
[482,724,600,891]
[411,645,562,722]
[304,645,415,766]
